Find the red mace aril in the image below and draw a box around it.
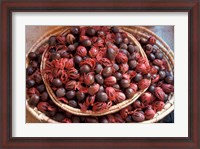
[132,111,145,122]
[144,107,156,120]
[76,82,88,93]
[67,68,80,79]
[27,87,40,96]
[92,102,107,112]
[138,79,151,90]
[130,83,138,92]
[37,102,57,117]
[56,36,65,45]
[79,27,86,36]
[106,33,114,42]
[76,46,87,57]
[96,38,105,47]
[98,58,112,67]
[105,87,116,101]
[65,80,76,90]
[162,59,169,70]
[104,76,117,86]
[154,87,165,101]
[107,101,113,109]
[34,74,43,84]
[65,58,74,69]
[140,92,155,106]
[79,35,89,42]
[115,92,126,103]
[126,105,133,111]
[107,42,119,53]
[37,102,49,113]
[80,58,96,70]
[161,84,174,93]
[90,35,97,42]
[96,50,106,61]
[84,73,95,86]
[89,47,99,58]
[79,102,88,112]
[148,36,156,45]
[152,101,165,112]
[122,73,130,80]
[119,63,129,73]
[46,105,57,117]
[66,33,75,44]
[137,57,148,64]
[153,59,163,67]
[150,66,158,74]
[57,97,68,104]
[56,45,68,50]
[60,72,68,84]
[127,70,137,79]
[136,63,147,74]
[120,107,129,119]
[134,52,141,60]
[132,99,143,109]
[88,83,100,95]
[121,32,128,38]
[116,52,128,63]
[85,95,95,107]
[57,45,67,51]
[160,65,166,70]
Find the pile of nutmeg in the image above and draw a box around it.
[26,26,174,123]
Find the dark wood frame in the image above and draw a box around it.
[0,0,199,149]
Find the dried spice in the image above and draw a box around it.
[144,106,156,120]
[26,26,174,123]
[138,79,151,90]
[42,26,151,111]
[66,34,75,44]
[154,87,166,101]
[161,84,174,93]
[105,87,116,101]
[140,92,155,106]
[132,111,145,122]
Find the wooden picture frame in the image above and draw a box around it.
[0,0,199,148]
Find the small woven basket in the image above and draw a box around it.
[26,26,174,123]
[40,26,150,116]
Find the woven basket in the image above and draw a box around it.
[26,26,174,123]
[119,26,174,123]
[40,26,150,116]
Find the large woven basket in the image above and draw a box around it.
[26,26,174,123]
[40,26,150,116]
[120,26,174,123]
